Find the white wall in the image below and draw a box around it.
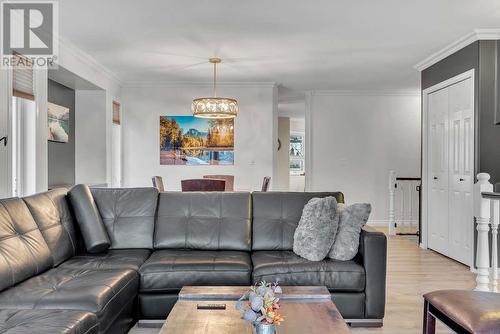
[121,84,276,191]
[306,92,421,223]
[75,90,107,185]
[58,39,122,186]
[34,68,48,192]
[290,118,305,133]
[276,117,290,190]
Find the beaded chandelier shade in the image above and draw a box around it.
[192,58,238,119]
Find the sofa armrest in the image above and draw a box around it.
[358,225,387,319]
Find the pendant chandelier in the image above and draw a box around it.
[192,58,238,119]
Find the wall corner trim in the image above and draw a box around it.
[414,29,500,72]
[58,36,124,87]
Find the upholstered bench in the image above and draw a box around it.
[423,290,500,334]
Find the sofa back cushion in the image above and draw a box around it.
[155,192,251,251]
[24,188,78,266]
[0,198,52,291]
[252,192,345,251]
[90,187,158,249]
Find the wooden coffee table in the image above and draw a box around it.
[160,286,351,333]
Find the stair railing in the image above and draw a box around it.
[474,173,499,292]
[388,170,421,236]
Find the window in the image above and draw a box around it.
[12,54,34,101]
[11,54,36,196]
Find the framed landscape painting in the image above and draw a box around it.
[159,116,234,165]
[48,102,69,143]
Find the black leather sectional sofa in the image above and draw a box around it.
[0,187,387,333]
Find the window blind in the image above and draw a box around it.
[113,101,120,125]
[12,54,34,100]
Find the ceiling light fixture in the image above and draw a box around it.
[192,58,238,119]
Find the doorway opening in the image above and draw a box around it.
[276,98,306,191]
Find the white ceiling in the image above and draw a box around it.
[59,0,500,97]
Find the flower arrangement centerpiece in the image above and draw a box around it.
[236,281,284,334]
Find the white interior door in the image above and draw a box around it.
[448,77,474,265]
[425,70,474,266]
[428,88,449,256]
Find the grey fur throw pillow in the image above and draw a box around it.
[293,196,338,261]
[328,203,371,261]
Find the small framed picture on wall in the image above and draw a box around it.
[47,102,69,143]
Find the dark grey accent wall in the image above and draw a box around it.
[422,40,500,183]
[478,41,500,184]
[48,79,75,187]
[422,42,479,90]
[422,41,481,180]
[497,42,500,125]
[421,42,480,246]
[421,40,500,267]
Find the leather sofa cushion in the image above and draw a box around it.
[252,192,345,251]
[155,192,251,251]
[0,309,98,334]
[0,267,138,333]
[24,188,79,266]
[139,250,252,292]
[0,198,53,292]
[138,294,178,320]
[59,249,151,271]
[68,185,110,253]
[91,188,158,249]
[252,251,365,292]
[331,292,365,319]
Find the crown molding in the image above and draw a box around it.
[121,81,277,88]
[58,37,124,87]
[278,94,306,104]
[309,90,421,97]
[414,29,500,72]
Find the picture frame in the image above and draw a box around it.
[159,116,234,165]
[47,102,70,143]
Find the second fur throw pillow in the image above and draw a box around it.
[293,196,338,261]
[329,203,372,261]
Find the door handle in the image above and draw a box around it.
[433,177,438,180]
[459,178,465,181]
[0,136,6,147]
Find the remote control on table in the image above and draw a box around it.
[196,303,226,310]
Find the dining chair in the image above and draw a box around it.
[203,175,234,191]
[261,176,271,192]
[181,179,226,192]
[151,176,165,192]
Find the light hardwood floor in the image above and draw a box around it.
[130,230,475,334]
[352,229,475,334]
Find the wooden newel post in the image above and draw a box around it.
[474,173,493,291]
[388,170,396,236]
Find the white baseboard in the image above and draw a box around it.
[367,220,419,227]
[367,220,389,227]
